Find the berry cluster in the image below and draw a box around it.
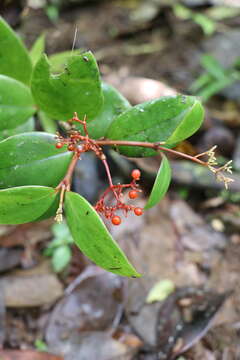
[55,115,106,161]
[54,113,143,225]
[95,169,143,226]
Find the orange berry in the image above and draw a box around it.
[131,169,141,180]
[128,190,138,199]
[112,216,121,226]
[134,207,143,216]
[56,142,63,149]
[68,144,75,151]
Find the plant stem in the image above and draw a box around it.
[56,152,79,191]
[95,140,207,167]
[101,158,119,200]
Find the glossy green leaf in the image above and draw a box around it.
[31,52,103,121]
[0,117,34,141]
[49,50,81,73]
[145,154,171,210]
[0,16,33,84]
[107,95,204,157]
[65,191,141,277]
[0,186,57,224]
[30,33,45,66]
[0,132,72,189]
[0,75,35,130]
[34,193,60,222]
[76,82,131,139]
[165,98,204,147]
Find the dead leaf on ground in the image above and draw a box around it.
[0,221,52,248]
[155,287,231,359]
[48,331,136,360]
[46,266,124,354]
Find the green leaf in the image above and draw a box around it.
[192,13,216,36]
[0,132,72,189]
[45,4,59,22]
[165,99,204,147]
[173,4,192,19]
[38,111,57,134]
[107,95,204,157]
[0,75,35,130]
[30,33,45,66]
[0,117,34,141]
[0,16,33,85]
[35,339,48,352]
[49,50,81,73]
[65,191,141,277]
[34,193,60,222]
[76,82,131,139]
[196,75,236,102]
[190,73,211,93]
[31,52,103,121]
[0,186,57,224]
[200,54,225,79]
[52,245,72,272]
[145,154,171,210]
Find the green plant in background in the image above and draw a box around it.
[45,0,60,23]
[34,339,48,352]
[173,3,240,36]
[0,17,233,278]
[191,54,240,102]
[44,221,73,273]
[173,4,216,36]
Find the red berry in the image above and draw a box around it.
[68,144,75,151]
[56,142,63,149]
[128,190,138,199]
[134,207,143,216]
[112,216,121,226]
[131,169,141,180]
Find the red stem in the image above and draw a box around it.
[56,152,79,191]
[101,158,119,200]
[95,140,207,167]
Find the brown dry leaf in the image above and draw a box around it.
[169,200,227,253]
[46,266,124,354]
[0,220,52,248]
[47,331,135,360]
